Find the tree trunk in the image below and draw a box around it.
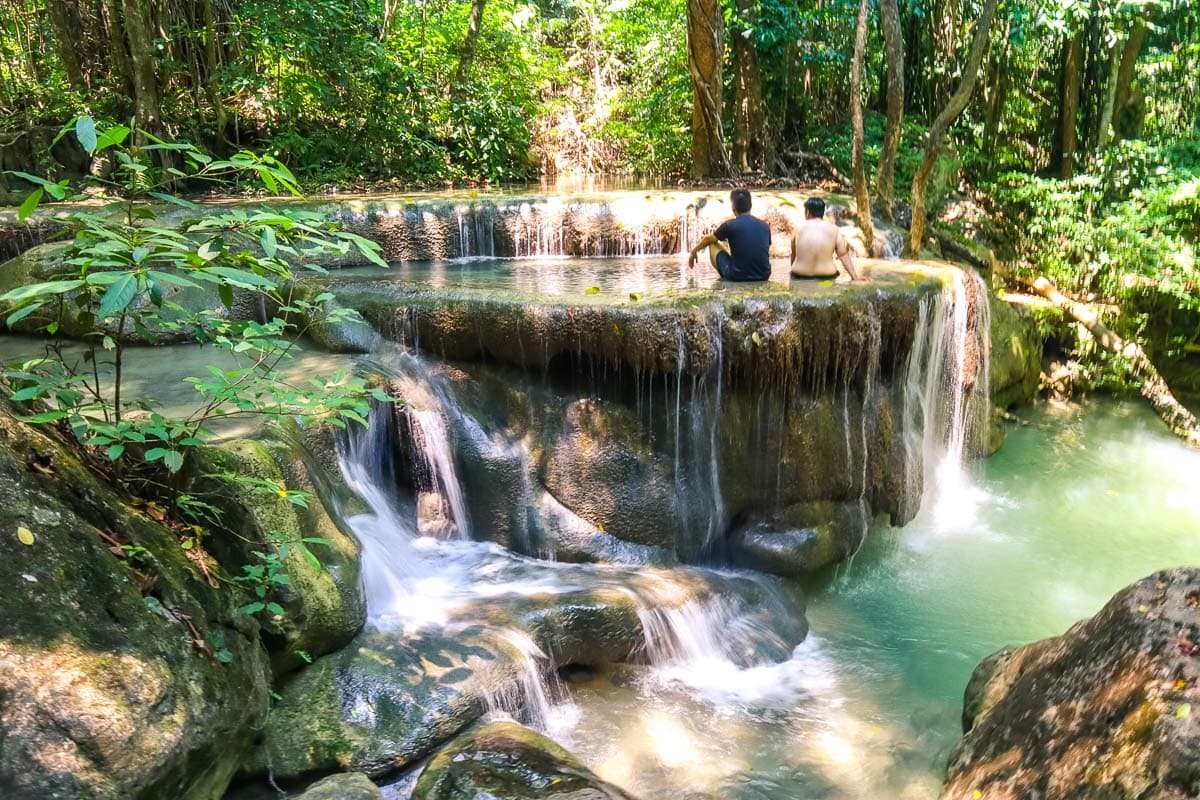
[1112,15,1148,141]
[1060,31,1083,179]
[687,0,729,178]
[201,0,227,145]
[904,0,1000,257]
[1031,276,1200,448]
[101,0,134,100]
[120,0,162,136]
[981,29,1010,165]
[731,0,768,173]
[1094,36,1121,152]
[46,0,86,89]
[451,0,488,99]
[877,0,905,211]
[851,0,874,253]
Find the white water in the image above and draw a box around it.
[326,265,987,795]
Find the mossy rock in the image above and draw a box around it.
[730,500,869,577]
[0,242,259,343]
[292,772,382,800]
[0,399,271,799]
[190,429,366,674]
[412,721,638,800]
[989,293,1044,411]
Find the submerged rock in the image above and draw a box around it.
[411,721,638,800]
[0,399,272,799]
[942,568,1200,800]
[731,500,868,577]
[292,772,382,800]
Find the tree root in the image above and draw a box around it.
[1031,275,1200,448]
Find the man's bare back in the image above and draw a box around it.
[789,198,867,282]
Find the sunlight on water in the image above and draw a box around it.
[561,399,1200,799]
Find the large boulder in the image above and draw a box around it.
[193,430,367,674]
[942,568,1200,800]
[989,294,1043,410]
[731,500,868,577]
[0,400,272,799]
[411,721,638,800]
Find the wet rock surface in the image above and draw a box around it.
[292,772,382,800]
[942,568,1200,800]
[411,721,639,800]
[989,294,1043,411]
[0,399,272,800]
[731,501,868,577]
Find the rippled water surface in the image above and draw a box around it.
[557,399,1200,799]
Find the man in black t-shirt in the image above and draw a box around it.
[687,188,772,281]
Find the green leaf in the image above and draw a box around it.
[1178,703,1192,719]
[0,279,83,304]
[17,188,43,222]
[95,125,131,151]
[15,411,68,424]
[144,447,167,461]
[4,172,67,200]
[5,301,45,328]
[76,116,98,154]
[260,226,278,258]
[163,450,184,473]
[106,444,125,461]
[148,191,199,209]
[266,602,286,617]
[98,274,137,318]
[238,602,266,616]
[218,283,234,309]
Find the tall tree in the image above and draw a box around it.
[1059,28,1084,178]
[120,0,163,137]
[877,0,905,212]
[731,0,769,173]
[452,0,488,99]
[851,0,875,253]
[904,0,1001,256]
[687,0,729,178]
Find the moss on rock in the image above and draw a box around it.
[411,721,638,800]
[0,399,272,799]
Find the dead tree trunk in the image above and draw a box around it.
[904,0,1000,257]
[1032,276,1200,448]
[877,0,904,210]
[851,0,875,253]
[687,0,729,178]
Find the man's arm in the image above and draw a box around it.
[790,235,797,266]
[835,231,868,283]
[688,232,719,268]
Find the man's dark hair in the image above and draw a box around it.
[730,188,752,214]
[805,197,826,218]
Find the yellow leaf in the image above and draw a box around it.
[585,286,600,295]
[820,280,834,287]
[613,324,620,334]
[1138,605,1149,613]
[974,792,982,800]
[751,331,762,345]
[17,526,34,546]
[277,489,288,498]
[1178,703,1192,719]
[628,292,642,302]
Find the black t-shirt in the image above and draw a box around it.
[714,214,772,281]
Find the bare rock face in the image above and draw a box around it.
[942,568,1200,800]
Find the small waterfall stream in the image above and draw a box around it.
[321,256,989,795]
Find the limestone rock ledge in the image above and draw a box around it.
[942,568,1200,800]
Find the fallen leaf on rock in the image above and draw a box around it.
[17,526,34,546]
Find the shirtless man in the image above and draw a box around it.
[790,197,868,283]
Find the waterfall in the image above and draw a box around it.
[411,408,471,539]
[900,268,992,527]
